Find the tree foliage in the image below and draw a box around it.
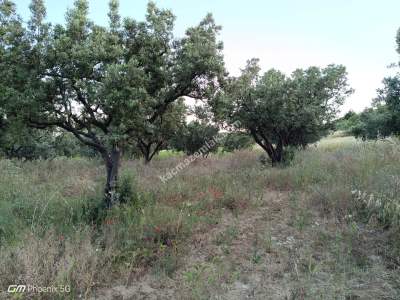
[374,75,400,136]
[221,132,254,152]
[171,121,219,156]
[349,106,392,140]
[0,127,96,159]
[347,76,400,141]
[335,110,359,132]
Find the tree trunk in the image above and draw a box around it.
[143,152,151,164]
[139,140,163,165]
[141,143,151,164]
[104,146,121,208]
[274,139,283,164]
[250,130,283,166]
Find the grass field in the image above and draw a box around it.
[0,136,399,299]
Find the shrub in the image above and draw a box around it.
[118,170,138,205]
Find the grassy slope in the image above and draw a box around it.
[0,136,399,299]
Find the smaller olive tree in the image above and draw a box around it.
[131,98,187,164]
[212,59,352,165]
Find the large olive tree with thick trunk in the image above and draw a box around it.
[0,0,224,207]
[212,59,352,165]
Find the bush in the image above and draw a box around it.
[118,170,138,205]
[281,145,296,165]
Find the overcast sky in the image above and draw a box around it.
[15,0,400,113]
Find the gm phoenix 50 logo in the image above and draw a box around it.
[7,285,26,293]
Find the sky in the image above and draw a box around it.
[14,0,400,113]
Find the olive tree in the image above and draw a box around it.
[212,59,352,165]
[0,0,224,207]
